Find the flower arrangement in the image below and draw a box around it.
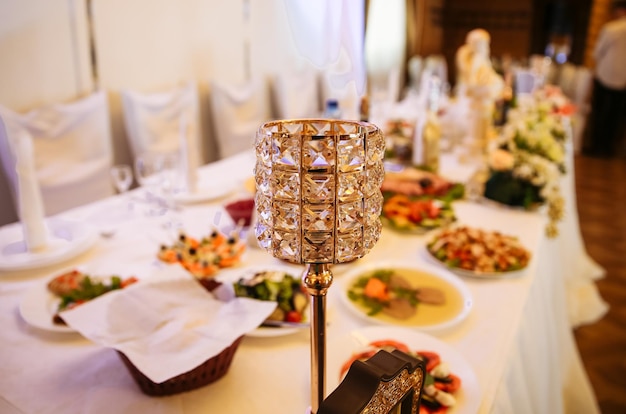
[484,102,567,237]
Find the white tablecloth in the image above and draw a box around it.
[0,151,600,413]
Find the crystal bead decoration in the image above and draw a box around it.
[254,119,385,264]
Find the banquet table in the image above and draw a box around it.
[0,149,601,414]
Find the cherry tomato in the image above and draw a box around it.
[285,311,302,323]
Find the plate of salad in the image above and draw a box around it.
[19,268,138,333]
[425,226,531,278]
[337,262,472,332]
[217,265,309,337]
[381,194,457,234]
[326,326,481,414]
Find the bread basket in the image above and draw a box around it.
[118,335,244,396]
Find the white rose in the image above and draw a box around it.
[489,149,515,171]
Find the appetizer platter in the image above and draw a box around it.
[338,263,472,332]
[381,167,464,233]
[382,194,456,233]
[426,226,531,278]
[326,326,481,414]
[157,229,246,278]
[19,268,138,333]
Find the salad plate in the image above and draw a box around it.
[326,326,481,414]
[19,275,76,333]
[425,226,531,279]
[337,262,472,333]
[216,265,310,338]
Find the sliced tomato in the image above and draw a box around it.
[121,277,139,288]
[417,351,441,372]
[340,350,376,378]
[427,203,441,219]
[434,373,461,393]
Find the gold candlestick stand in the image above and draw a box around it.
[253,119,385,413]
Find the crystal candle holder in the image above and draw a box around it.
[254,119,385,413]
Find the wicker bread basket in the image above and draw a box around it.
[118,335,244,396]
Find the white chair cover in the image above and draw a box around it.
[210,79,271,159]
[557,63,577,99]
[121,82,202,192]
[271,69,320,119]
[407,55,423,91]
[0,91,114,216]
[570,67,593,153]
[121,82,201,159]
[515,69,539,95]
[423,55,448,86]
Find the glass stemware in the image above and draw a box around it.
[110,164,133,193]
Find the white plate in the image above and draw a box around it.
[19,273,76,333]
[337,261,473,332]
[423,246,527,279]
[216,265,308,338]
[173,184,234,204]
[326,326,481,414]
[0,218,97,272]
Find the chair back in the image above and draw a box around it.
[0,91,114,215]
[210,79,271,158]
[121,82,201,159]
[271,69,320,119]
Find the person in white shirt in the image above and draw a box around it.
[584,0,626,157]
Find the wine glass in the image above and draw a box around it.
[134,152,166,215]
[110,164,133,194]
[110,164,134,215]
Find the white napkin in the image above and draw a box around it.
[60,271,277,383]
[179,111,199,194]
[7,127,49,251]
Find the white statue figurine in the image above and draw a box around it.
[455,28,504,102]
[455,29,504,151]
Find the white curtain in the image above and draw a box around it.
[283,0,366,95]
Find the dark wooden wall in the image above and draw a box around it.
[434,0,592,84]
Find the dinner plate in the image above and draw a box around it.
[19,273,77,333]
[173,183,234,204]
[337,262,472,332]
[326,326,481,414]
[0,218,97,272]
[216,265,309,338]
[423,246,527,279]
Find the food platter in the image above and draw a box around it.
[424,226,531,279]
[337,262,472,332]
[216,265,310,338]
[19,276,76,333]
[326,326,481,414]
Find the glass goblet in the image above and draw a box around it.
[110,164,133,194]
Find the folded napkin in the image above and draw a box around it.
[60,271,277,383]
[0,119,49,251]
